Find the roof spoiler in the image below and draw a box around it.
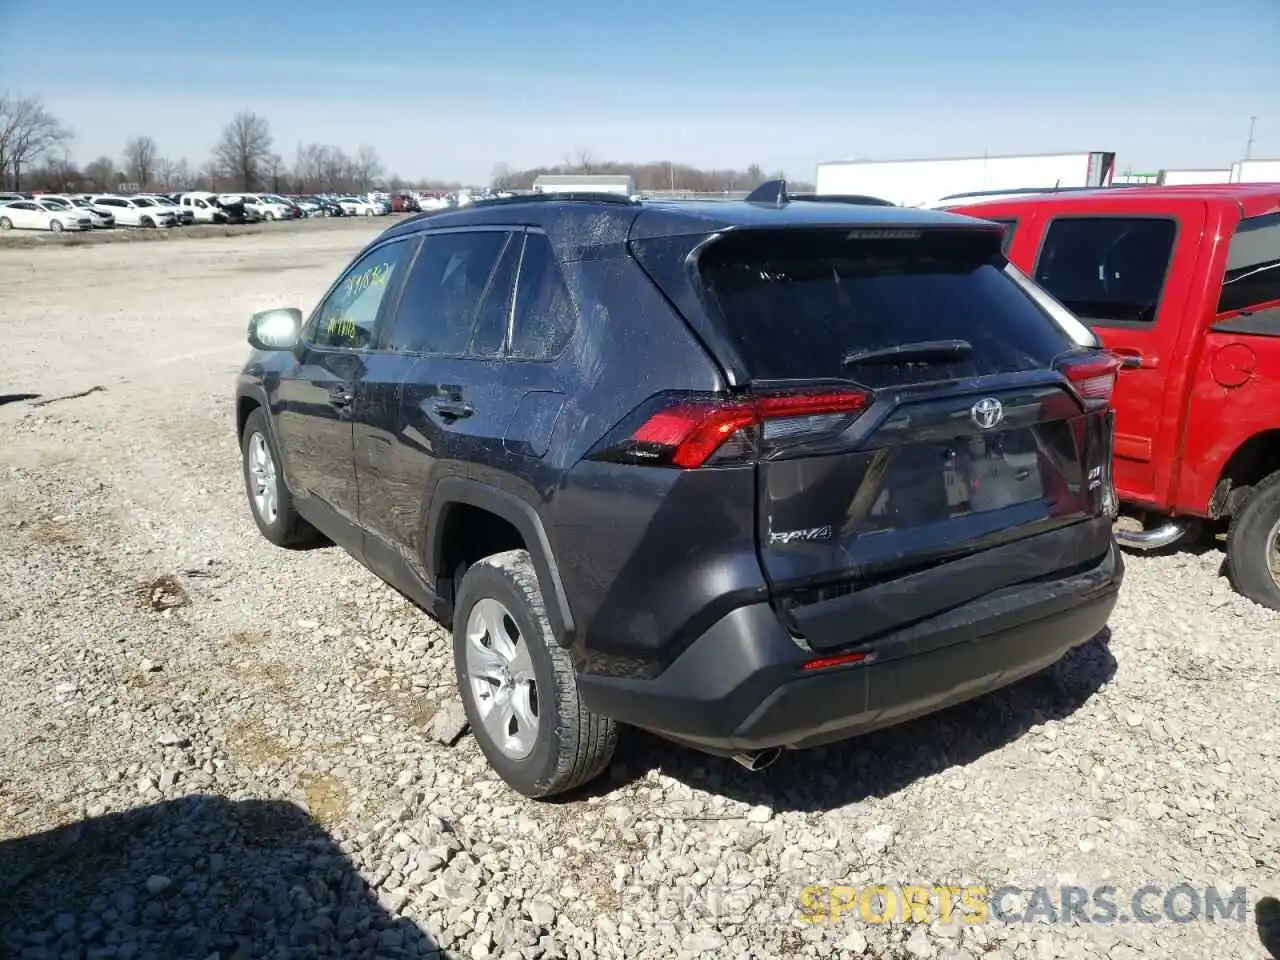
[744,178,894,207]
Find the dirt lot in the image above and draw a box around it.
[1,223,1278,960]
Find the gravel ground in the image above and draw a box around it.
[1,225,1278,960]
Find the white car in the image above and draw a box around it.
[136,194,194,225]
[178,192,230,224]
[336,196,377,216]
[227,194,293,221]
[88,195,178,228]
[0,198,93,232]
[43,195,114,229]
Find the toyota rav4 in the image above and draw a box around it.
[235,182,1124,798]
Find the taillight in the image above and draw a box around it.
[1055,352,1122,410]
[587,389,872,468]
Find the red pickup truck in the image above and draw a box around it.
[951,184,1280,610]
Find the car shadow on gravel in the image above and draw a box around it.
[593,629,1117,813]
[0,796,438,960]
[1257,896,1280,958]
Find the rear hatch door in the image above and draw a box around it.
[694,225,1113,651]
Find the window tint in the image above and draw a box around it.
[381,230,514,356]
[310,239,413,351]
[1218,212,1280,314]
[1034,217,1176,324]
[697,227,1071,388]
[510,233,577,360]
[14,202,37,210]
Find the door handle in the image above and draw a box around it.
[433,399,474,420]
[328,384,354,407]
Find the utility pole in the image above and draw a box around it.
[1246,116,1257,160]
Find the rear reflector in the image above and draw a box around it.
[588,389,871,468]
[801,651,874,671]
[1056,352,1122,409]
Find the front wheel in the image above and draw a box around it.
[1227,470,1280,610]
[50,219,64,233]
[265,211,275,221]
[363,208,373,216]
[140,216,154,229]
[240,407,319,548]
[453,550,617,798]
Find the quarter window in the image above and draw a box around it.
[309,239,414,350]
[1033,217,1176,324]
[1218,212,1280,314]
[381,230,517,356]
[510,233,578,360]
[988,218,1018,255]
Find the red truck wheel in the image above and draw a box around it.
[1227,470,1280,611]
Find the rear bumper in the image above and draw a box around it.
[578,540,1122,753]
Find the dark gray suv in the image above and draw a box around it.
[235,183,1124,798]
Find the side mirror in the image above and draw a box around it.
[247,307,303,351]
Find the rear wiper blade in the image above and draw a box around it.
[842,339,973,367]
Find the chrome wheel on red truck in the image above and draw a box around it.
[1226,471,1280,611]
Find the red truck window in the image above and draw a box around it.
[1218,212,1280,314]
[1033,217,1177,325]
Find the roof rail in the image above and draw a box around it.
[744,178,894,207]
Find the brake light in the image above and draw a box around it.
[1056,352,1122,409]
[588,389,872,468]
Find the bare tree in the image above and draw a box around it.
[352,145,383,191]
[154,156,192,191]
[490,162,515,189]
[575,149,597,174]
[83,155,118,192]
[0,94,71,190]
[266,152,285,193]
[213,112,273,191]
[122,136,159,189]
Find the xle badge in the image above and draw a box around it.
[769,525,834,545]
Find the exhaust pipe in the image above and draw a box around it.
[731,748,782,772]
[1113,518,1192,552]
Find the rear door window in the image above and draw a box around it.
[380,230,518,357]
[697,227,1072,388]
[1033,217,1177,325]
[1218,212,1280,314]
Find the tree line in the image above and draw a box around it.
[491,151,814,194]
[2,93,810,197]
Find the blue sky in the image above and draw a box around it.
[1,0,1276,184]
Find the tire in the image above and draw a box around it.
[363,208,373,217]
[1226,469,1280,610]
[265,211,275,221]
[453,550,617,798]
[0,217,11,230]
[50,219,64,233]
[239,407,319,548]
[140,217,154,229]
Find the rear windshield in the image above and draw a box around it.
[697,227,1072,387]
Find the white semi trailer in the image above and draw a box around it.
[1157,168,1232,185]
[1230,159,1280,183]
[814,151,1116,208]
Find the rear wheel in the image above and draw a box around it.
[1227,470,1280,611]
[453,550,617,798]
[240,407,319,548]
[0,217,11,230]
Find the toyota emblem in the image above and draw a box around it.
[971,397,1004,430]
